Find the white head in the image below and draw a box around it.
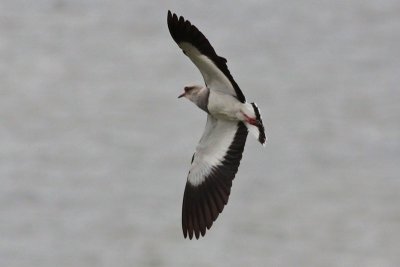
[177,84,204,102]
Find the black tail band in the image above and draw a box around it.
[251,103,266,144]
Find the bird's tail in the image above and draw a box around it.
[243,102,267,146]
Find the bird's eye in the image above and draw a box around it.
[184,86,194,92]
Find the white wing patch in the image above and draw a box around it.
[179,42,238,99]
[187,115,238,186]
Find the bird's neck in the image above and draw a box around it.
[194,87,210,113]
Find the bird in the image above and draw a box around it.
[167,10,267,239]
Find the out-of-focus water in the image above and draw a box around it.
[1,0,399,266]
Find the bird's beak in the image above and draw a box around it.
[178,92,185,98]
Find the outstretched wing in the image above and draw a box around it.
[167,10,246,103]
[182,115,248,239]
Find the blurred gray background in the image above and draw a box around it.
[1,0,399,266]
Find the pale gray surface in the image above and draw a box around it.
[1,0,400,266]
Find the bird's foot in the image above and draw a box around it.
[242,112,260,126]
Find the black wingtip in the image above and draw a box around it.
[167,10,173,32]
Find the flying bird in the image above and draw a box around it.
[167,10,267,239]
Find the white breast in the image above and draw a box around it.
[207,91,242,121]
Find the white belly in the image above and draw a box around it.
[207,91,242,121]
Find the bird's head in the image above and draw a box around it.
[178,84,204,102]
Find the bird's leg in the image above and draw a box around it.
[241,112,260,126]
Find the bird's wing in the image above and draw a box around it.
[167,10,246,103]
[182,115,248,239]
